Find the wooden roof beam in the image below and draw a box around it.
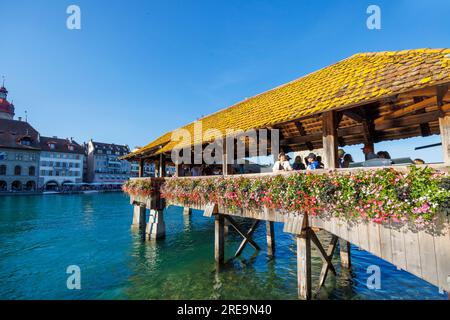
[437,84,449,116]
[374,97,436,125]
[294,121,314,150]
[375,110,441,131]
[344,110,365,123]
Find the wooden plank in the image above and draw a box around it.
[368,222,382,258]
[379,222,393,263]
[357,221,370,251]
[433,215,450,292]
[337,219,349,242]
[283,215,305,234]
[203,203,218,217]
[417,229,438,286]
[347,221,360,249]
[403,229,422,278]
[390,222,407,270]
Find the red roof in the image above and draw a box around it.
[0,98,14,115]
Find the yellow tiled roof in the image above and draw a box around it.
[132,49,450,158]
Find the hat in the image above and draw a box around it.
[338,149,345,156]
[307,153,316,160]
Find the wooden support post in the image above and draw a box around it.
[183,206,191,215]
[145,209,166,240]
[215,214,225,264]
[131,204,146,229]
[159,154,166,177]
[297,229,312,300]
[339,239,351,269]
[322,111,338,169]
[439,115,450,164]
[175,163,183,177]
[266,221,275,257]
[138,158,145,178]
[224,218,230,236]
[221,137,234,175]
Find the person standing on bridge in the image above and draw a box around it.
[273,152,292,172]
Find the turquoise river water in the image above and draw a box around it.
[0,192,446,300]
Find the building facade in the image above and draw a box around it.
[39,137,85,190]
[0,86,41,192]
[86,140,131,183]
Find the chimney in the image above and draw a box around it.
[18,117,22,121]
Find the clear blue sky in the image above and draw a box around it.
[1,0,449,163]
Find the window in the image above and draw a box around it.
[15,154,23,161]
[0,165,6,175]
[29,166,35,176]
[49,143,56,150]
[68,145,75,151]
[0,152,7,160]
[14,165,21,175]
[20,139,31,146]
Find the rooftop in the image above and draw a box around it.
[127,49,450,160]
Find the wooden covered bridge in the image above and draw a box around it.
[122,49,450,299]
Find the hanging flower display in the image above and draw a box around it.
[123,166,450,227]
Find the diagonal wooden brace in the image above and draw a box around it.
[314,234,338,290]
[225,216,261,257]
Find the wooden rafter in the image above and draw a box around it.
[414,97,432,137]
[374,96,436,125]
[294,121,314,150]
[375,110,441,131]
[437,85,449,116]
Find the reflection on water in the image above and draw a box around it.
[0,193,445,300]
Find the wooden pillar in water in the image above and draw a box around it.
[266,221,275,256]
[183,206,191,215]
[145,209,166,240]
[297,229,312,300]
[339,239,351,269]
[131,204,146,230]
[215,214,225,264]
[439,114,450,164]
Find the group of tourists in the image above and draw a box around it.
[272,146,427,173]
[273,149,354,172]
